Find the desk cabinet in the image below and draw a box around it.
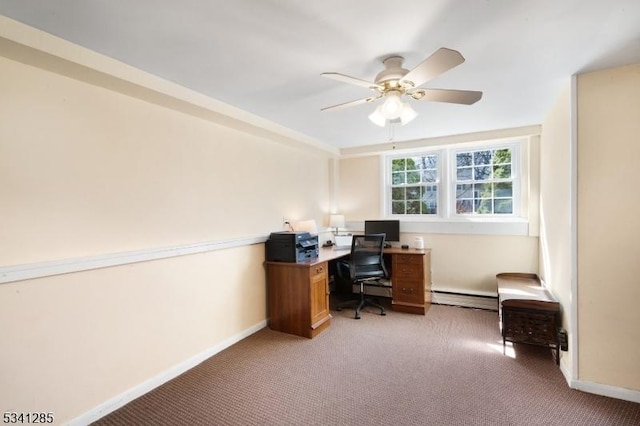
[265,260,331,339]
[390,250,431,315]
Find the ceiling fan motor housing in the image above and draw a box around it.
[375,56,411,90]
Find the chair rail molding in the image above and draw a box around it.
[0,235,268,284]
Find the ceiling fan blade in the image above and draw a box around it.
[399,48,466,88]
[321,72,382,90]
[321,95,381,111]
[411,88,483,105]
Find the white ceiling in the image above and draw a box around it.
[1,1,639,149]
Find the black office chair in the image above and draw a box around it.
[336,234,388,319]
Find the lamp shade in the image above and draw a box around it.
[329,214,345,229]
[399,102,418,125]
[368,106,386,127]
[381,93,403,119]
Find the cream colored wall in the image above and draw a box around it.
[0,245,266,422]
[0,54,329,265]
[409,233,538,294]
[576,64,640,391]
[338,156,538,295]
[336,155,381,220]
[0,22,333,423]
[539,83,574,372]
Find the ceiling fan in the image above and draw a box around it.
[321,47,482,127]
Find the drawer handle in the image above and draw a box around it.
[316,266,323,273]
[402,287,415,294]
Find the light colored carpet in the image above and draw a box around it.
[93,303,640,425]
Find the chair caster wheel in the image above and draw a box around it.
[355,315,361,320]
[337,307,342,311]
[381,312,386,316]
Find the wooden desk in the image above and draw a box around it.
[265,247,431,338]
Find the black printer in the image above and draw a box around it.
[265,231,319,262]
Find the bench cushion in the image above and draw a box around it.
[497,272,559,312]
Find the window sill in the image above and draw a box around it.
[404,217,529,236]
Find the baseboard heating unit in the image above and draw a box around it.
[431,290,498,311]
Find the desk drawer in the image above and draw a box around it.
[394,254,423,265]
[393,279,424,304]
[393,257,423,279]
[310,262,328,279]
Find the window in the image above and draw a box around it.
[385,141,520,220]
[390,155,439,215]
[455,147,514,215]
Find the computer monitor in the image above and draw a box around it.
[364,220,400,242]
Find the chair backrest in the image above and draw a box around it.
[349,234,387,281]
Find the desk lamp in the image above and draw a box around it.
[329,214,345,236]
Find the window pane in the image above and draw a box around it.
[392,159,405,172]
[392,201,405,214]
[406,187,421,200]
[457,167,472,180]
[422,169,437,182]
[423,202,437,214]
[493,164,511,179]
[405,158,418,170]
[423,185,438,198]
[475,198,493,214]
[407,201,421,214]
[407,171,421,184]
[476,183,493,198]
[422,155,438,169]
[456,199,473,213]
[494,148,511,164]
[457,153,472,167]
[494,199,513,214]
[474,150,492,165]
[456,183,473,198]
[392,172,405,185]
[474,166,491,180]
[391,187,405,200]
[495,182,512,197]
[423,185,438,214]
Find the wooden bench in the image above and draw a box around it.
[496,273,560,364]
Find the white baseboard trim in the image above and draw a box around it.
[559,356,640,403]
[68,320,267,426]
[569,378,640,404]
[431,290,498,311]
[558,356,573,387]
[0,235,268,284]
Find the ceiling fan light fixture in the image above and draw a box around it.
[399,102,418,125]
[369,98,418,127]
[368,105,386,127]
[381,92,403,119]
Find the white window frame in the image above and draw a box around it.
[449,143,520,217]
[386,151,443,217]
[382,138,528,235]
